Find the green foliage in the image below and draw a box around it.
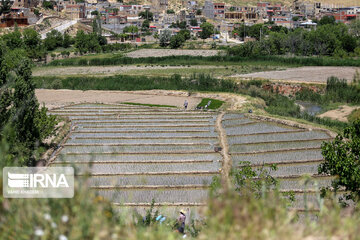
[169,33,185,49]
[42,0,53,9]
[23,28,44,60]
[229,23,358,57]
[196,98,224,109]
[199,22,215,39]
[319,120,360,201]
[138,10,153,21]
[190,19,198,26]
[121,102,176,108]
[0,0,12,15]
[74,30,103,54]
[319,15,336,25]
[231,161,278,197]
[141,19,150,31]
[348,109,360,123]
[47,54,360,68]
[2,29,23,49]
[159,29,171,47]
[91,10,99,16]
[169,20,187,29]
[0,46,57,166]
[44,30,63,51]
[166,9,175,14]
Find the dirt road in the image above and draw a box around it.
[234,66,360,84]
[318,105,360,122]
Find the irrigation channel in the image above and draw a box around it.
[49,103,336,217]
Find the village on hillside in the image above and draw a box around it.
[1,0,359,43]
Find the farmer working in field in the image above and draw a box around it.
[184,100,188,110]
[177,209,186,234]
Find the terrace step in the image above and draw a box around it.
[225,122,298,136]
[232,148,323,165]
[227,130,331,144]
[56,152,221,162]
[95,189,209,203]
[54,161,221,174]
[80,174,215,186]
[66,137,218,144]
[229,140,325,153]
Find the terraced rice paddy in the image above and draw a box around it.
[50,104,336,214]
[50,103,221,210]
[222,113,335,211]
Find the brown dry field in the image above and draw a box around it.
[234,66,360,84]
[36,89,248,111]
[319,105,360,122]
[36,89,201,110]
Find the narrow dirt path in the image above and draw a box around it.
[215,112,231,189]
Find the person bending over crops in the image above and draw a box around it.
[177,209,186,234]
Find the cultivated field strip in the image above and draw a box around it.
[225,122,297,135]
[231,149,323,165]
[52,161,221,174]
[278,176,333,191]
[84,174,215,186]
[56,153,221,163]
[227,130,330,144]
[96,189,209,203]
[223,113,334,210]
[66,137,218,144]
[51,103,221,207]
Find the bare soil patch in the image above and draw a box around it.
[35,89,248,111]
[125,49,223,58]
[234,67,360,84]
[318,105,360,122]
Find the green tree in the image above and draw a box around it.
[159,29,171,47]
[196,9,202,15]
[169,33,185,49]
[0,48,56,166]
[22,28,44,60]
[179,29,190,40]
[190,19,198,26]
[199,22,214,39]
[0,0,12,15]
[141,19,150,32]
[319,120,360,201]
[138,10,153,21]
[166,9,175,14]
[123,25,139,40]
[2,29,23,49]
[62,33,73,48]
[42,0,54,10]
[349,20,360,37]
[319,15,336,25]
[74,30,88,54]
[44,30,63,51]
[91,10,99,16]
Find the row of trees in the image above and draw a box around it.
[0,42,57,166]
[229,20,360,57]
